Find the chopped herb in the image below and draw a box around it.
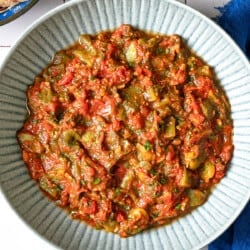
[164,69,169,76]
[93,177,101,185]
[144,141,152,151]
[175,203,182,210]
[123,205,130,211]
[80,179,86,186]
[156,47,164,55]
[151,212,159,218]
[159,176,167,185]
[128,61,134,67]
[124,162,130,169]
[159,122,166,131]
[153,191,161,198]
[173,187,179,193]
[150,168,157,176]
[115,188,121,196]
[188,61,194,68]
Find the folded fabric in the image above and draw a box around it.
[215,0,250,59]
[209,202,250,250]
[209,0,250,249]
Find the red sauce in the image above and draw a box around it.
[17,25,233,237]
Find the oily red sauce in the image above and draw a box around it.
[17,25,233,237]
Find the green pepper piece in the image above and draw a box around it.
[79,34,96,55]
[187,189,206,207]
[125,42,137,64]
[144,141,152,151]
[39,175,59,199]
[200,161,215,182]
[201,99,215,119]
[93,177,101,185]
[73,50,93,66]
[185,145,206,170]
[122,85,143,111]
[39,87,52,103]
[165,116,176,138]
[179,167,192,187]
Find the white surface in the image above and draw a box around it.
[0,0,63,46]
[0,0,230,249]
[0,47,9,64]
[187,0,231,17]
[0,191,58,250]
[0,2,62,249]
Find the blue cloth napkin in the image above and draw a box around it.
[209,1,250,249]
[215,0,250,59]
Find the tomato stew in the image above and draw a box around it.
[17,25,233,237]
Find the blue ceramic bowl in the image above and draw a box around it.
[0,0,38,26]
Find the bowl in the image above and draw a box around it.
[0,0,38,26]
[0,0,249,249]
